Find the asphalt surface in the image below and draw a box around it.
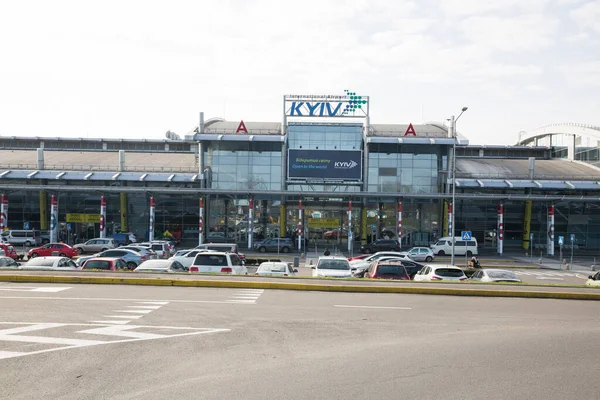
[0,283,599,400]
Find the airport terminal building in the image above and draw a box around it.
[1,91,600,254]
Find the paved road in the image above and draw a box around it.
[0,283,599,400]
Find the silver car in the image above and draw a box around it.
[20,256,79,271]
[400,247,436,262]
[74,238,117,254]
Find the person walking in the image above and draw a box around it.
[323,248,331,256]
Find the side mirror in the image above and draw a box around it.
[589,275,593,279]
[293,269,298,273]
[311,266,315,269]
[350,268,357,271]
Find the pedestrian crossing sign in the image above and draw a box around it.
[461,231,472,240]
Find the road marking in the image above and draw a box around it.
[137,301,170,305]
[104,315,143,319]
[0,322,230,361]
[0,296,258,304]
[536,277,564,281]
[90,320,131,325]
[227,289,264,304]
[334,305,412,310]
[113,309,154,314]
[126,305,163,309]
[0,286,72,293]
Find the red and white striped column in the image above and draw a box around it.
[497,203,504,255]
[448,203,453,238]
[297,200,303,251]
[347,200,353,254]
[99,196,107,238]
[397,200,403,250]
[198,198,204,246]
[0,194,7,232]
[547,205,555,256]
[149,197,155,242]
[248,198,254,250]
[50,195,58,243]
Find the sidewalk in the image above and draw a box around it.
[511,256,598,272]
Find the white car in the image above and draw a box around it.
[470,269,521,283]
[312,256,353,278]
[20,256,79,271]
[350,252,411,274]
[169,249,206,269]
[586,271,600,287]
[256,261,297,277]
[189,251,247,275]
[413,265,468,282]
[399,247,435,262]
[134,259,188,273]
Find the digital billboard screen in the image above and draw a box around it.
[288,149,362,180]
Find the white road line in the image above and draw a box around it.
[89,320,131,325]
[138,301,170,305]
[114,309,154,314]
[334,305,412,310]
[0,296,257,304]
[235,289,264,293]
[30,287,72,293]
[0,287,72,293]
[104,315,143,319]
[230,296,261,299]
[0,351,27,360]
[536,277,564,281]
[0,334,107,346]
[0,323,66,335]
[226,300,256,304]
[126,305,163,310]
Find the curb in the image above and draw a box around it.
[0,274,598,301]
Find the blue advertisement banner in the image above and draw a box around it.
[288,149,362,180]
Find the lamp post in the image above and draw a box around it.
[450,106,468,266]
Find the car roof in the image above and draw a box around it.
[318,256,348,260]
[85,257,121,261]
[427,264,462,270]
[194,251,232,256]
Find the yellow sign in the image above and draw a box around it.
[307,218,339,228]
[66,214,101,223]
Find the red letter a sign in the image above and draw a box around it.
[404,123,416,136]
[236,120,248,133]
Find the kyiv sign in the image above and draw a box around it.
[284,90,369,118]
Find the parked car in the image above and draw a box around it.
[347,254,371,262]
[400,247,435,262]
[470,269,522,283]
[312,256,353,278]
[255,261,297,277]
[430,236,479,256]
[189,251,247,275]
[78,249,146,270]
[413,265,468,282]
[20,256,79,271]
[73,238,117,254]
[586,271,600,287]
[0,229,42,246]
[169,249,204,269]
[364,260,410,280]
[359,239,400,254]
[0,243,18,260]
[39,231,51,244]
[195,243,245,262]
[107,232,137,246]
[0,256,19,269]
[28,243,78,259]
[323,229,348,239]
[140,242,170,259]
[134,259,188,273]
[397,259,425,279]
[349,252,411,276]
[254,238,294,253]
[81,257,129,271]
[120,245,157,259]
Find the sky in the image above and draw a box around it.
[0,0,598,145]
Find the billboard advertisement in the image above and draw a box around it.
[288,149,362,180]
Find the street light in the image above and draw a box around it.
[450,106,468,266]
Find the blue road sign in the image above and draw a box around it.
[461,231,472,240]
[529,233,533,241]
[23,221,29,230]
[570,234,575,243]
[558,236,564,245]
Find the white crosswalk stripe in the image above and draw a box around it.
[0,322,229,360]
[227,289,264,304]
[514,271,579,277]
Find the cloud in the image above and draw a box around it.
[439,0,551,17]
[570,1,600,33]
[562,61,600,87]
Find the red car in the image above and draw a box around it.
[0,244,18,260]
[28,243,78,259]
[347,254,370,262]
[364,260,410,280]
[81,257,128,271]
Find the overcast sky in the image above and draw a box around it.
[1,0,598,145]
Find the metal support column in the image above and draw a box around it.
[198,198,204,245]
[149,196,155,242]
[297,200,303,252]
[99,196,107,238]
[120,193,128,232]
[522,200,532,250]
[497,203,504,255]
[50,195,58,243]
[547,204,555,256]
[248,198,254,250]
[397,199,403,250]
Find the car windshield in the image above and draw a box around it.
[258,263,287,273]
[194,254,227,266]
[377,265,406,275]
[83,260,111,270]
[174,250,190,257]
[318,260,350,270]
[487,271,518,280]
[435,268,465,277]
[138,261,169,269]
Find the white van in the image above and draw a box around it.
[0,230,42,246]
[430,236,478,256]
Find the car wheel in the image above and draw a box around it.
[30,252,38,258]
[101,248,108,251]
[25,241,32,247]
[437,250,445,256]
[281,247,290,253]
[425,256,433,262]
[259,247,266,253]
[76,247,83,255]
[126,262,137,270]
[59,253,66,257]
[466,251,473,257]
[363,249,371,254]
